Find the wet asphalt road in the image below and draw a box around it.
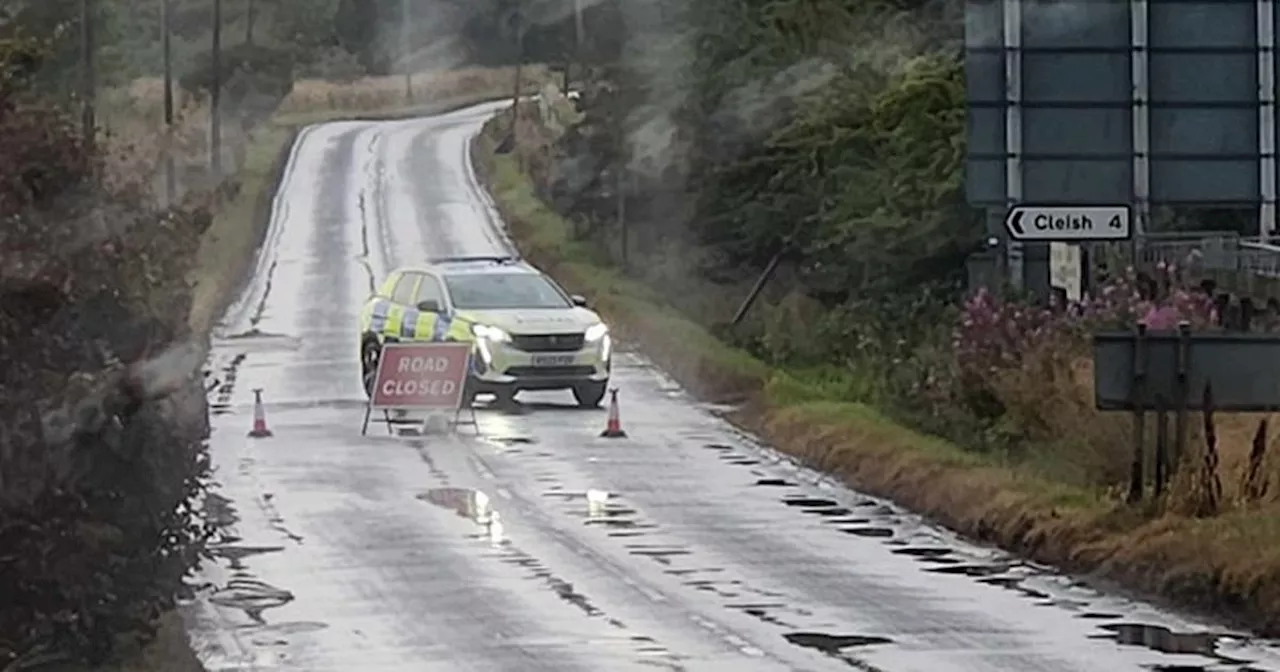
[187,100,1280,671]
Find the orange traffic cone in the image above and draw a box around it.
[600,388,627,438]
[248,388,273,438]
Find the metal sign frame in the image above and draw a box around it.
[966,0,1278,288]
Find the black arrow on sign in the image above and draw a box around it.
[1008,210,1025,236]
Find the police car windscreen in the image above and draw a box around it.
[444,273,572,310]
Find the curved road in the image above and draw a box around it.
[186,100,1280,671]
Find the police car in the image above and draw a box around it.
[357,255,613,407]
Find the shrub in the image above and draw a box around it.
[0,39,213,669]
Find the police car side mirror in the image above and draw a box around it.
[570,294,588,307]
[417,299,441,312]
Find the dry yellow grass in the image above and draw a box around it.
[277,65,552,115]
[96,65,552,205]
[474,117,1280,636]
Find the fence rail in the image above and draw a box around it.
[1134,233,1280,284]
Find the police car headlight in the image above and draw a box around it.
[584,323,609,342]
[472,324,510,342]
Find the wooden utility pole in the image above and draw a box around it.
[162,0,175,204]
[510,0,524,120]
[80,0,95,154]
[617,169,627,266]
[572,0,584,89]
[210,0,223,175]
[401,0,412,102]
[245,0,256,43]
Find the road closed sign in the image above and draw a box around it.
[370,343,470,410]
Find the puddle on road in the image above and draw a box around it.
[421,486,683,666]
[493,436,537,444]
[808,507,854,517]
[783,497,839,508]
[823,517,871,525]
[487,545,686,667]
[784,631,893,670]
[487,436,537,451]
[206,543,285,570]
[586,518,658,530]
[755,478,796,487]
[665,567,725,576]
[840,527,894,538]
[219,328,302,351]
[204,492,239,528]
[1078,611,1124,620]
[209,578,295,624]
[1097,623,1249,665]
[686,580,737,598]
[208,353,247,415]
[578,501,637,519]
[785,632,892,651]
[629,548,693,565]
[979,575,1051,600]
[739,605,793,627]
[892,547,952,559]
[417,487,493,523]
[926,563,1014,578]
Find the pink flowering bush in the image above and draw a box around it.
[901,263,1220,465]
[953,263,1216,382]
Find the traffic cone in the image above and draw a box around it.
[248,388,273,438]
[600,388,627,438]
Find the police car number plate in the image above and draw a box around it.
[531,354,575,367]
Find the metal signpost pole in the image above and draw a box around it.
[1261,0,1277,243]
[1131,0,1150,266]
[1002,0,1024,292]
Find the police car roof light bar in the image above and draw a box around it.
[428,254,522,266]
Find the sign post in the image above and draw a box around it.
[362,342,476,436]
[1049,242,1082,304]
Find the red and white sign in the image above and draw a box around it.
[370,343,470,410]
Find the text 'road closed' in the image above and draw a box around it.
[371,342,470,410]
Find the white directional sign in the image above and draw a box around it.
[1004,205,1131,241]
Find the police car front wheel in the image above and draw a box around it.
[572,380,607,408]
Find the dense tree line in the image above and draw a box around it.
[535,0,974,347]
[1,0,620,96]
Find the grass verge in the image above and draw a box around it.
[473,130,1280,637]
